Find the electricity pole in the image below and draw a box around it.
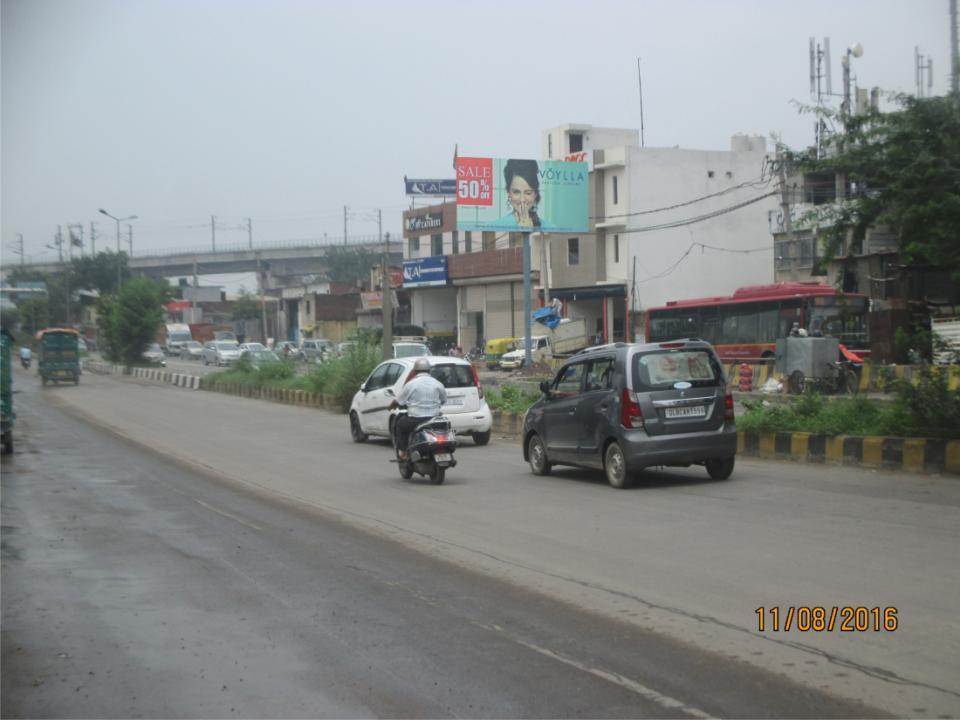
[343,205,349,245]
[12,234,25,265]
[56,226,64,262]
[256,253,268,343]
[246,217,253,249]
[90,221,97,255]
[523,234,532,366]
[192,258,198,323]
[127,224,133,257]
[380,210,394,361]
[211,215,217,252]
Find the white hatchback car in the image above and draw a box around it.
[349,356,493,446]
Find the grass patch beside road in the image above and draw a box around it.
[202,344,381,412]
[485,385,541,414]
[739,368,960,439]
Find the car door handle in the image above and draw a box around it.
[597,404,608,412]
[568,408,576,414]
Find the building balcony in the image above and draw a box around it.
[593,146,626,169]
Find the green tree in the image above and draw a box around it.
[98,277,169,365]
[783,94,960,279]
[71,250,129,295]
[231,287,261,321]
[323,246,377,285]
[16,297,49,336]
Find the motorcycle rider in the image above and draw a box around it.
[19,345,31,367]
[390,357,447,459]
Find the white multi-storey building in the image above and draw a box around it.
[540,124,778,343]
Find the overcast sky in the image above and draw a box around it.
[2,0,954,266]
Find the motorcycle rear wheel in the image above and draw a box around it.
[430,466,446,485]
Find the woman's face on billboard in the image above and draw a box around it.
[508,175,537,213]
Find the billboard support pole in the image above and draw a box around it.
[523,234,532,366]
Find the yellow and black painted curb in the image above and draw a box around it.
[737,431,960,476]
[721,361,960,393]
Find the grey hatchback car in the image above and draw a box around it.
[522,340,736,488]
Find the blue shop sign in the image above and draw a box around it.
[403,256,448,288]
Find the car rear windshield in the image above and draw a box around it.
[632,349,722,390]
[217,342,236,350]
[395,344,428,358]
[429,364,475,389]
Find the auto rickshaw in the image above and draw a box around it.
[485,337,519,370]
[37,327,81,386]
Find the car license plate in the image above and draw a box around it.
[445,398,463,406]
[665,405,707,419]
[435,453,452,462]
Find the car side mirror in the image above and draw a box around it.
[539,380,552,397]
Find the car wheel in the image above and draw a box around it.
[349,411,368,443]
[527,434,551,476]
[473,430,491,446]
[705,456,735,481]
[604,441,633,489]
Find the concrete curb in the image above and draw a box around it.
[198,379,340,412]
[721,360,960,393]
[736,431,959,475]
[82,359,200,391]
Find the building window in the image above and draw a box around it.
[452,231,459,255]
[548,134,553,159]
[465,231,472,253]
[482,231,496,251]
[614,234,620,263]
[410,237,420,255]
[567,237,580,266]
[431,234,443,256]
[569,132,583,153]
[306,299,311,317]
[613,175,618,205]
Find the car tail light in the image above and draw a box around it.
[620,388,644,428]
[724,392,735,421]
[469,364,484,400]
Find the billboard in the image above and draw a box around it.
[405,178,456,196]
[405,212,443,233]
[402,256,448,288]
[455,157,589,233]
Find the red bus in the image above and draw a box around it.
[645,283,869,361]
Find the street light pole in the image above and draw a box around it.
[99,208,138,292]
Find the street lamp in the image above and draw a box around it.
[99,208,137,291]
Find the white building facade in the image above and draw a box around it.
[540,124,778,342]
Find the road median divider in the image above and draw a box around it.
[82,359,201,390]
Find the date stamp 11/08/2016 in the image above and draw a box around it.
[755,607,898,633]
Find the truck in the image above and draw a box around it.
[498,318,589,369]
[932,317,960,364]
[163,323,193,356]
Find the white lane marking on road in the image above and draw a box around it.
[476,622,717,719]
[193,499,263,531]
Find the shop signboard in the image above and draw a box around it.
[404,178,456,196]
[403,256,448,288]
[455,157,589,233]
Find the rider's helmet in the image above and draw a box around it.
[412,358,431,374]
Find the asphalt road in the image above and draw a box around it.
[3,366,959,717]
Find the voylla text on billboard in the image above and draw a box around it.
[455,157,589,233]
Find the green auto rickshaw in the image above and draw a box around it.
[37,327,81,386]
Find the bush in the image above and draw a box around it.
[886,367,960,439]
[486,384,541,414]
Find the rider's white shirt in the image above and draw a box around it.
[397,373,447,417]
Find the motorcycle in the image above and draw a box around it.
[386,389,458,485]
[20,356,30,370]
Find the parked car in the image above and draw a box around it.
[202,341,241,367]
[335,341,358,357]
[143,342,167,367]
[349,355,493,446]
[274,341,303,360]
[179,340,204,360]
[240,349,283,370]
[393,342,429,359]
[499,336,550,370]
[301,338,334,362]
[238,342,267,353]
[522,340,737,488]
